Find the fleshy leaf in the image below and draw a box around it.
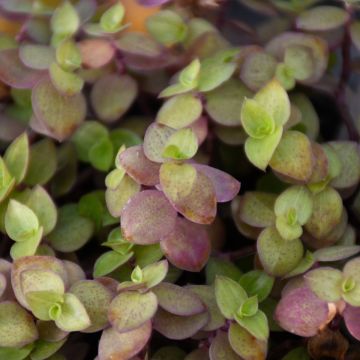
[93,250,133,278]
[118,145,160,186]
[152,346,187,360]
[19,44,55,70]
[26,290,64,321]
[257,227,303,277]
[142,260,168,288]
[0,157,16,202]
[10,227,43,260]
[0,301,38,348]
[91,74,137,123]
[100,2,125,33]
[5,200,39,242]
[270,131,314,182]
[156,93,202,130]
[56,39,82,72]
[153,308,209,340]
[160,217,210,272]
[108,291,158,333]
[55,293,90,332]
[162,128,198,160]
[0,343,33,360]
[51,1,80,36]
[210,331,242,360]
[228,322,267,360]
[275,287,329,337]
[153,282,205,316]
[314,246,360,262]
[284,45,313,81]
[215,275,248,320]
[49,62,84,96]
[30,338,66,360]
[343,305,360,341]
[48,204,94,252]
[304,267,343,302]
[98,321,151,360]
[160,162,216,224]
[235,310,269,341]
[32,77,86,141]
[206,258,242,284]
[239,271,274,302]
[88,136,114,172]
[296,6,349,31]
[78,39,115,69]
[121,190,177,245]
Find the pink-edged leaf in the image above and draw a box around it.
[137,0,171,6]
[344,305,360,341]
[153,282,205,316]
[32,77,86,141]
[98,320,151,360]
[0,112,26,142]
[275,287,329,337]
[153,308,209,340]
[160,163,217,225]
[118,145,160,186]
[210,330,242,360]
[193,164,240,203]
[160,217,211,272]
[121,190,177,245]
[78,39,115,69]
[190,116,208,145]
[0,49,45,88]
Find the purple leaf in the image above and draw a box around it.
[344,305,360,341]
[137,0,171,6]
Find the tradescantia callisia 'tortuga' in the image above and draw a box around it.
[0,0,359,359]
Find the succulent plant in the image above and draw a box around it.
[0,0,359,359]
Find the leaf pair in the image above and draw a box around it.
[215,276,269,341]
[241,80,290,170]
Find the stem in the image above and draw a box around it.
[335,5,360,142]
[219,244,257,261]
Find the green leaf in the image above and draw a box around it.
[244,125,283,170]
[55,293,90,332]
[275,63,295,91]
[142,260,168,288]
[10,227,43,259]
[0,343,33,360]
[4,133,29,184]
[156,93,202,130]
[109,291,158,333]
[24,139,57,186]
[284,250,315,278]
[56,39,82,72]
[179,58,201,88]
[304,268,343,302]
[49,62,84,96]
[237,295,259,318]
[134,244,163,268]
[26,291,64,321]
[205,257,242,284]
[131,265,143,283]
[51,1,79,36]
[88,136,114,172]
[93,250,133,278]
[48,204,94,253]
[100,2,125,33]
[282,347,310,360]
[30,338,66,360]
[284,45,313,81]
[239,270,274,302]
[215,275,248,319]
[162,128,198,160]
[0,157,16,203]
[275,215,303,241]
[235,310,269,341]
[72,121,109,162]
[254,79,290,127]
[241,98,275,139]
[102,228,133,254]
[105,168,126,189]
[146,10,188,46]
[5,200,39,242]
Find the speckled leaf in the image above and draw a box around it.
[109,290,158,333]
[153,282,205,316]
[70,280,113,333]
[32,77,86,141]
[0,301,37,348]
[205,78,252,126]
[314,245,360,262]
[210,331,242,360]
[275,287,329,337]
[48,204,94,252]
[78,39,115,69]
[228,322,267,360]
[98,321,151,360]
[153,308,209,340]
[160,163,216,224]
[118,145,160,186]
[257,227,303,277]
[160,217,210,272]
[296,6,349,31]
[91,74,138,123]
[105,174,140,217]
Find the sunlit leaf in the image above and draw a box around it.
[51,1,80,36]
[93,250,133,278]
[235,310,269,341]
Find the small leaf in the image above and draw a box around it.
[162,128,198,160]
[19,44,55,71]
[56,39,82,72]
[157,93,202,130]
[88,136,114,172]
[206,258,242,284]
[26,291,64,321]
[49,62,84,96]
[282,347,310,360]
[142,260,168,288]
[146,10,187,46]
[0,157,16,202]
[238,295,259,318]
[108,291,158,333]
[210,331,242,360]
[314,245,360,262]
[215,276,248,320]
[55,293,90,332]
[30,338,66,360]
[284,45,313,81]
[239,271,274,302]
[4,133,29,184]
[51,1,80,36]
[93,250,133,278]
[343,305,360,341]
[235,310,269,341]
[10,227,43,259]
[5,200,39,242]
[100,2,125,33]
[0,343,33,360]
[78,38,115,69]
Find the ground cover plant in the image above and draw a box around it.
[0,0,360,359]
